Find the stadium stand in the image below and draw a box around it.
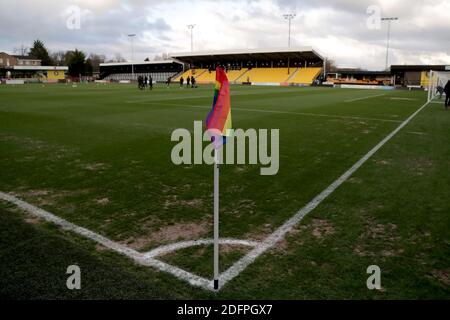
[227,68,249,82]
[170,48,325,86]
[195,69,217,83]
[391,65,449,88]
[99,49,326,85]
[99,60,183,82]
[104,72,178,82]
[244,68,291,83]
[324,69,392,86]
[174,67,321,84]
[174,68,249,83]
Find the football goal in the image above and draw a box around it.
[428,70,450,102]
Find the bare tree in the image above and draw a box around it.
[325,59,338,72]
[154,53,169,61]
[113,53,127,62]
[87,53,106,72]
[13,45,29,56]
[51,51,66,66]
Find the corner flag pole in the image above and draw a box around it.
[213,147,220,290]
[208,66,231,291]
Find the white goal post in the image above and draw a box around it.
[428,70,450,102]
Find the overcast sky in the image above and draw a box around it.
[1,0,449,70]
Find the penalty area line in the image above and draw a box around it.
[218,99,431,290]
[345,93,386,103]
[158,102,402,124]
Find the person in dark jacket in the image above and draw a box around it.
[137,75,143,90]
[186,76,190,87]
[444,80,450,110]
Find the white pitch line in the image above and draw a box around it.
[0,191,214,291]
[345,93,386,103]
[218,99,431,290]
[124,88,317,104]
[430,101,445,104]
[390,97,417,101]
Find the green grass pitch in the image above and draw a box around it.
[0,83,449,299]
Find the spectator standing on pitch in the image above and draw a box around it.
[149,76,153,91]
[167,77,171,88]
[191,75,196,88]
[186,76,190,87]
[180,76,184,88]
[444,80,450,110]
[138,75,143,90]
[144,76,148,90]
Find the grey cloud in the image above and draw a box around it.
[0,0,448,69]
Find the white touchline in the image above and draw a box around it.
[345,93,386,103]
[0,99,431,292]
[390,97,417,101]
[125,88,318,104]
[217,99,431,289]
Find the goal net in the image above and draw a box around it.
[428,70,450,102]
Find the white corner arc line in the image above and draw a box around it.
[144,238,259,259]
[390,97,417,101]
[218,100,431,290]
[223,106,402,123]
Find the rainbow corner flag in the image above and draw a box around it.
[206,66,232,148]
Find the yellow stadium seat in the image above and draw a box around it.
[226,69,249,82]
[196,69,250,83]
[289,67,322,84]
[245,68,291,83]
[174,68,249,83]
[173,69,207,82]
[195,70,216,83]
